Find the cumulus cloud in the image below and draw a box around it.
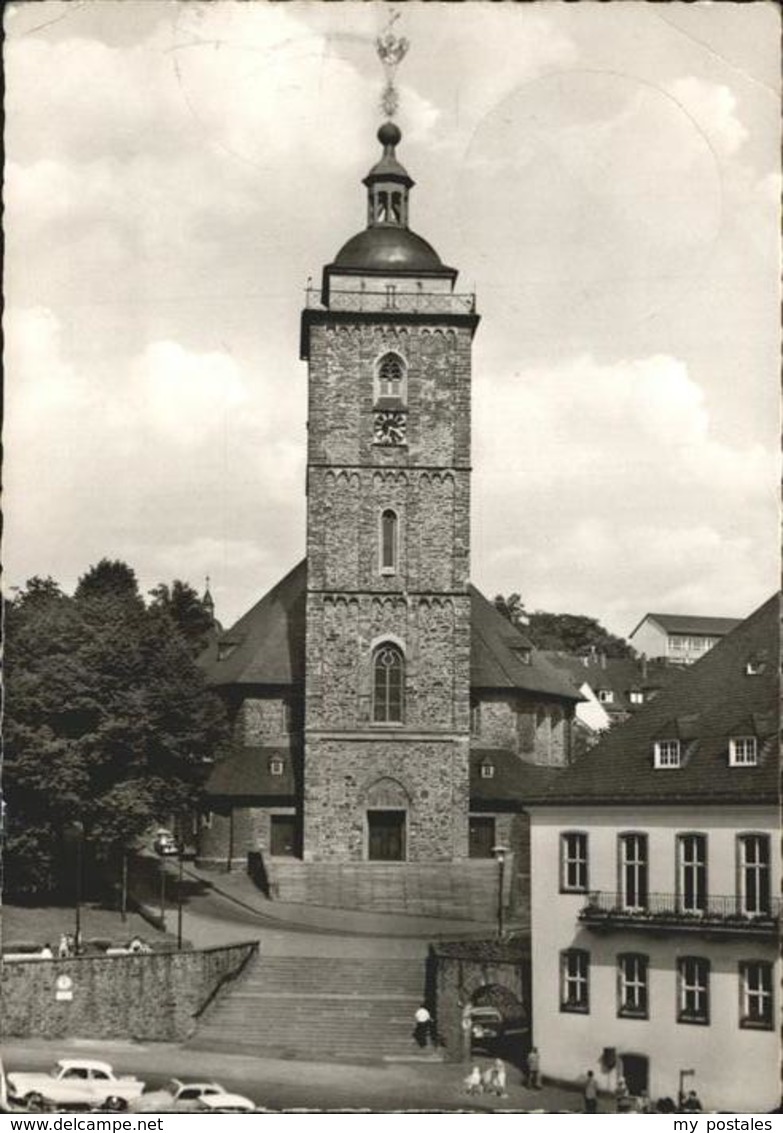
[666,77,748,157]
[474,354,778,633]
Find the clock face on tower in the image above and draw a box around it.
[373,410,407,446]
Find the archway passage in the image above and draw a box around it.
[469,983,528,1063]
[368,809,406,861]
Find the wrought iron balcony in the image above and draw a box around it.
[578,892,780,938]
[305,287,476,316]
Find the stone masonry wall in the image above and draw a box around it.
[303,737,470,862]
[306,593,471,733]
[473,694,571,765]
[0,942,257,1042]
[198,806,297,866]
[239,696,291,745]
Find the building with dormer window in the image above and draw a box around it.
[525,594,779,1112]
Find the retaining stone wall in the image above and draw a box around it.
[0,941,257,1042]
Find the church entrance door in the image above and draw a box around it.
[368,810,406,861]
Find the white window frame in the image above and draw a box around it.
[738,834,770,916]
[619,832,648,911]
[560,831,588,893]
[629,690,644,705]
[654,739,681,768]
[480,760,495,780]
[729,736,758,767]
[678,956,710,1025]
[597,689,614,704]
[617,953,648,1019]
[739,961,773,1029]
[677,833,707,914]
[560,949,589,1013]
[269,757,285,777]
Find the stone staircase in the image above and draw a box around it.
[190,953,436,1062]
[266,860,500,920]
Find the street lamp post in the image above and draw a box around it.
[176,850,184,951]
[63,821,85,954]
[492,844,509,940]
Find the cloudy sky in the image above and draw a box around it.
[4,1,780,637]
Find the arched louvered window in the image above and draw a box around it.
[380,509,398,573]
[377,353,406,401]
[373,643,405,724]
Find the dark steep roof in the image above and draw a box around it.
[204,746,296,799]
[470,749,568,804]
[200,566,581,704]
[469,587,582,701]
[198,560,306,687]
[542,653,682,714]
[630,612,742,638]
[525,594,780,807]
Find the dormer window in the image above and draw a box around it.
[597,689,614,704]
[217,641,236,661]
[512,646,532,665]
[480,758,495,780]
[629,690,644,705]
[269,756,285,777]
[729,736,758,767]
[745,657,766,676]
[654,739,681,768]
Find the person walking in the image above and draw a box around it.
[464,1066,482,1095]
[615,1076,631,1113]
[525,1046,541,1089]
[583,1070,598,1113]
[413,1004,433,1048]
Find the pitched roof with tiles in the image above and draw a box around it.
[198,560,307,687]
[542,652,682,714]
[203,745,297,799]
[199,563,581,703]
[525,594,779,807]
[469,587,581,701]
[629,612,742,639]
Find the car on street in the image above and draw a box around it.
[7,1060,145,1112]
[153,829,179,857]
[132,1080,255,1113]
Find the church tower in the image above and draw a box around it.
[300,101,480,866]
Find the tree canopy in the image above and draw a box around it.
[4,567,230,897]
[148,579,216,657]
[494,594,634,658]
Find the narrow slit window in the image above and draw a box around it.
[381,509,398,573]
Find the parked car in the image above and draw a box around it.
[7,1060,145,1112]
[469,1005,528,1054]
[153,829,179,857]
[133,1080,255,1113]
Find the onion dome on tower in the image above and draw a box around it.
[331,121,449,274]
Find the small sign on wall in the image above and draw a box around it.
[55,975,73,1002]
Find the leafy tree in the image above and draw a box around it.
[494,593,634,658]
[149,580,215,657]
[4,567,231,898]
[75,559,143,607]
